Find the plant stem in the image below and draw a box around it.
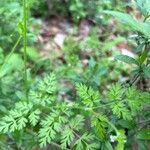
[129,74,140,86]
[54,98,127,111]
[0,36,22,78]
[23,0,28,98]
[51,142,70,150]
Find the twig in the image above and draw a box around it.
[23,0,28,98]
[129,74,140,87]
[0,36,22,78]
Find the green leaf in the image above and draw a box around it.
[115,55,138,65]
[38,110,66,147]
[101,141,113,150]
[17,117,28,130]
[0,53,24,78]
[108,85,133,120]
[38,73,57,94]
[138,50,148,64]
[134,43,145,53]
[135,0,150,16]
[21,47,39,62]
[137,128,150,140]
[76,83,100,107]
[103,10,150,39]
[126,87,142,114]
[69,115,85,130]
[143,66,150,77]
[108,83,123,101]
[29,109,41,126]
[91,115,108,141]
[115,130,126,150]
[137,140,149,150]
[118,119,135,129]
[30,73,57,107]
[60,128,75,149]
[72,133,97,150]
[0,101,32,133]
[111,102,131,120]
[39,127,56,148]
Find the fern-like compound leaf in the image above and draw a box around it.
[60,128,75,149]
[91,115,108,141]
[76,83,100,107]
[28,109,41,126]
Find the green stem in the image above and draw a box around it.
[106,120,119,136]
[23,0,28,98]
[54,98,127,111]
[53,103,119,135]
[0,36,22,78]
[143,14,150,22]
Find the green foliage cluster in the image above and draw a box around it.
[0,0,21,50]
[0,73,149,149]
[0,0,149,150]
[0,0,40,52]
[0,0,125,51]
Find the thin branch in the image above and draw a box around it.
[129,74,140,87]
[0,36,22,78]
[23,0,28,98]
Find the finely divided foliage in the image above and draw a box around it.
[76,83,100,107]
[0,73,149,149]
[0,0,149,149]
[0,74,100,149]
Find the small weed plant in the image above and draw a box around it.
[0,0,149,150]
